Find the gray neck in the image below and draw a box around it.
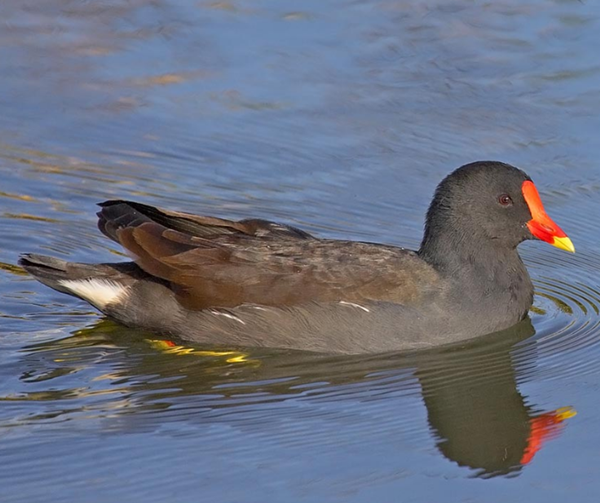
[419,235,534,332]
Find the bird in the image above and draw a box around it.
[19,161,574,354]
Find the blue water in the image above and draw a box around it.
[2,1,600,501]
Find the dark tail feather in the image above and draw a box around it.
[19,253,121,301]
[19,253,80,294]
[19,253,143,299]
[19,251,159,317]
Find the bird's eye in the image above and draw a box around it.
[498,194,513,206]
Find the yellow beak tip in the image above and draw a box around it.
[552,236,575,253]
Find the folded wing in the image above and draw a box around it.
[97,200,433,309]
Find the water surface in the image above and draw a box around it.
[2,1,600,502]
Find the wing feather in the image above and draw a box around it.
[97,200,436,309]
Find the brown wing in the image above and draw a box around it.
[97,200,437,309]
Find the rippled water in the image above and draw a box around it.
[2,0,600,501]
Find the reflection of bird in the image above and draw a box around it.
[19,317,575,478]
[19,161,574,353]
[417,319,576,477]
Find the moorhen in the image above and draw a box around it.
[20,161,574,353]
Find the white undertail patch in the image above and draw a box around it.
[58,279,129,310]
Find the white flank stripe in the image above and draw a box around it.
[59,279,129,310]
[209,309,246,325]
[338,301,371,312]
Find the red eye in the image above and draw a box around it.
[498,194,513,206]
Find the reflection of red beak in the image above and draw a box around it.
[520,406,576,465]
[522,181,575,253]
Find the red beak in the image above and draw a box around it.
[522,181,575,253]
